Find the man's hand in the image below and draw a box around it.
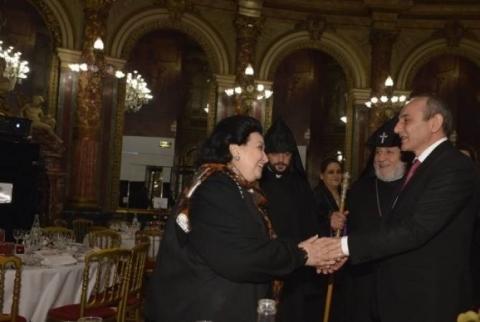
[299,236,341,267]
[330,210,348,231]
[324,236,345,259]
[316,256,348,274]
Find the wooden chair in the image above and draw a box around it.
[135,228,163,273]
[120,242,149,322]
[72,218,94,243]
[0,256,26,322]
[87,229,121,249]
[42,227,75,241]
[47,248,132,322]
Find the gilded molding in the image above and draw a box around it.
[110,9,230,74]
[238,0,264,18]
[269,39,355,89]
[48,55,59,116]
[121,20,220,75]
[234,14,263,79]
[156,0,194,21]
[56,48,82,66]
[28,0,63,47]
[396,38,480,90]
[259,30,368,89]
[295,16,327,41]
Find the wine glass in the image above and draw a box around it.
[12,229,23,245]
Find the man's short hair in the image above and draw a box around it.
[417,96,453,137]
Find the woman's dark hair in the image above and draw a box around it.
[197,115,263,165]
[320,157,342,174]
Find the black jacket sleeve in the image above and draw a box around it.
[188,174,306,283]
[349,157,476,264]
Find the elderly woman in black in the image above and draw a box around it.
[145,115,336,322]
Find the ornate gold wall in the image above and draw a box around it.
[4,0,480,215]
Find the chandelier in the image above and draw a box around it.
[124,70,153,113]
[0,40,30,91]
[68,37,153,112]
[364,76,407,117]
[224,64,273,114]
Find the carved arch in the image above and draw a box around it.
[109,8,230,74]
[30,0,75,48]
[397,38,480,90]
[258,31,368,89]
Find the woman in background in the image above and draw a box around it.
[313,157,348,322]
[145,115,335,322]
[313,157,346,236]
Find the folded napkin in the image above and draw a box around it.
[41,253,77,266]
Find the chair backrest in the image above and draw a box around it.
[135,228,162,264]
[72,218,94,243]
[87,229,121,249]
[117,242,149,321]
[79,248,131,318]
[42,226,75,241]
[0,256,22,321]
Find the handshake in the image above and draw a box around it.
[298,235,347,274]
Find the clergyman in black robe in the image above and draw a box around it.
[259,119,321,322]
[346,116,413,322]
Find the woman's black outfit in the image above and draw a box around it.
[313,182,348,322]
[145,170,306,322]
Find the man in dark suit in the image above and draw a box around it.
[322,95,480,322]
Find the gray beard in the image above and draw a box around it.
[374,162,406,182]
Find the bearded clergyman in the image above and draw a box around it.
[344,116,414,322]
[260,119,321,322]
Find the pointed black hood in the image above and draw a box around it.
[264,118,307,178]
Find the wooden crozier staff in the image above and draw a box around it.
[322,171,350,322]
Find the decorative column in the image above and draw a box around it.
[367,8,399,134]
[368,27,398,134]
[214,74,236,120]
[348,88,372,178]
[69,0,115,209]
[234,0,263,115]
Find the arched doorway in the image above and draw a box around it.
[410,54,480,158]
[119,29,212,209]
[272,49,347,184]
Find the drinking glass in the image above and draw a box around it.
[12,229,23,245]
[77,317,103,322]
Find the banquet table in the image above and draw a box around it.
[3,251,95,322]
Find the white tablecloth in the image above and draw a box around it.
[3,262,90,322]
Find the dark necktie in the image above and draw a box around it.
[402,159,421,188]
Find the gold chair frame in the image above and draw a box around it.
[121,242,149,322]
[0,256,22,322]
[135,228,163,273]
[47,248,131,322]
[72,218,94,243]
[87,229,121,249]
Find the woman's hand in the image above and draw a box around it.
[330,210,348,231]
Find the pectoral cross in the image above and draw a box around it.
[379,132,388,144]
